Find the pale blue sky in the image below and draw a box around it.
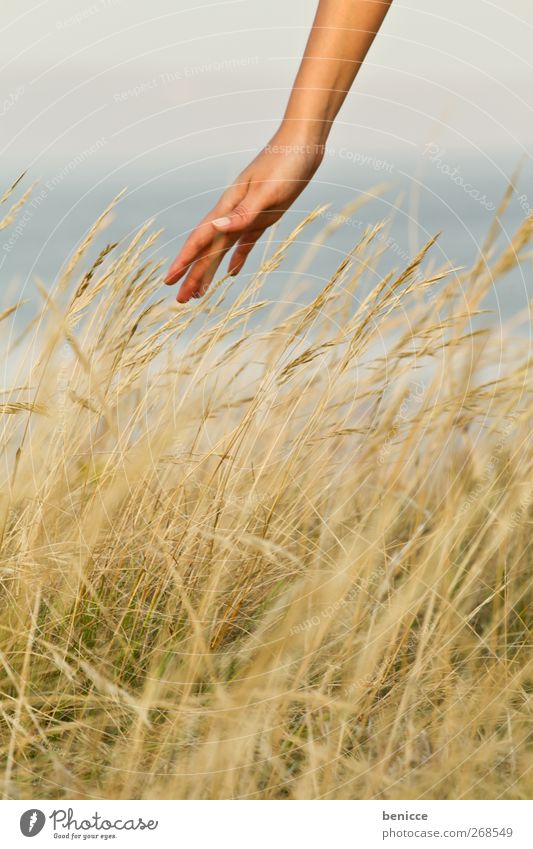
[1,1,532,337]
[1,0,531,173]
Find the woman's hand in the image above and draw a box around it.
[165,0,392,304]
[165,0,393,302]
[164,128,325,302]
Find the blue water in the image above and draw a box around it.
[1,149,532,331]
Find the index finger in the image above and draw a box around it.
[164,217,216,285]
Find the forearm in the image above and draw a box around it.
[165,1,393,296]
[281,0,393,144]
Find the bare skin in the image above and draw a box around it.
[164,0,394,303]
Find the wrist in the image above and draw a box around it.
[279,117,330,143]
[273,120,330,158]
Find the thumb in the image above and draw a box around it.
[211,195,263,233]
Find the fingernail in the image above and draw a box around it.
[212,216,231,229]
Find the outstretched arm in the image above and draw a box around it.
[165,0,393,302]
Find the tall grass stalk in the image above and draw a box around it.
[0,177,532,799]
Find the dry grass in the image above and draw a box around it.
[0,176,532,800]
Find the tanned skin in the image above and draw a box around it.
[164,0,393,303]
